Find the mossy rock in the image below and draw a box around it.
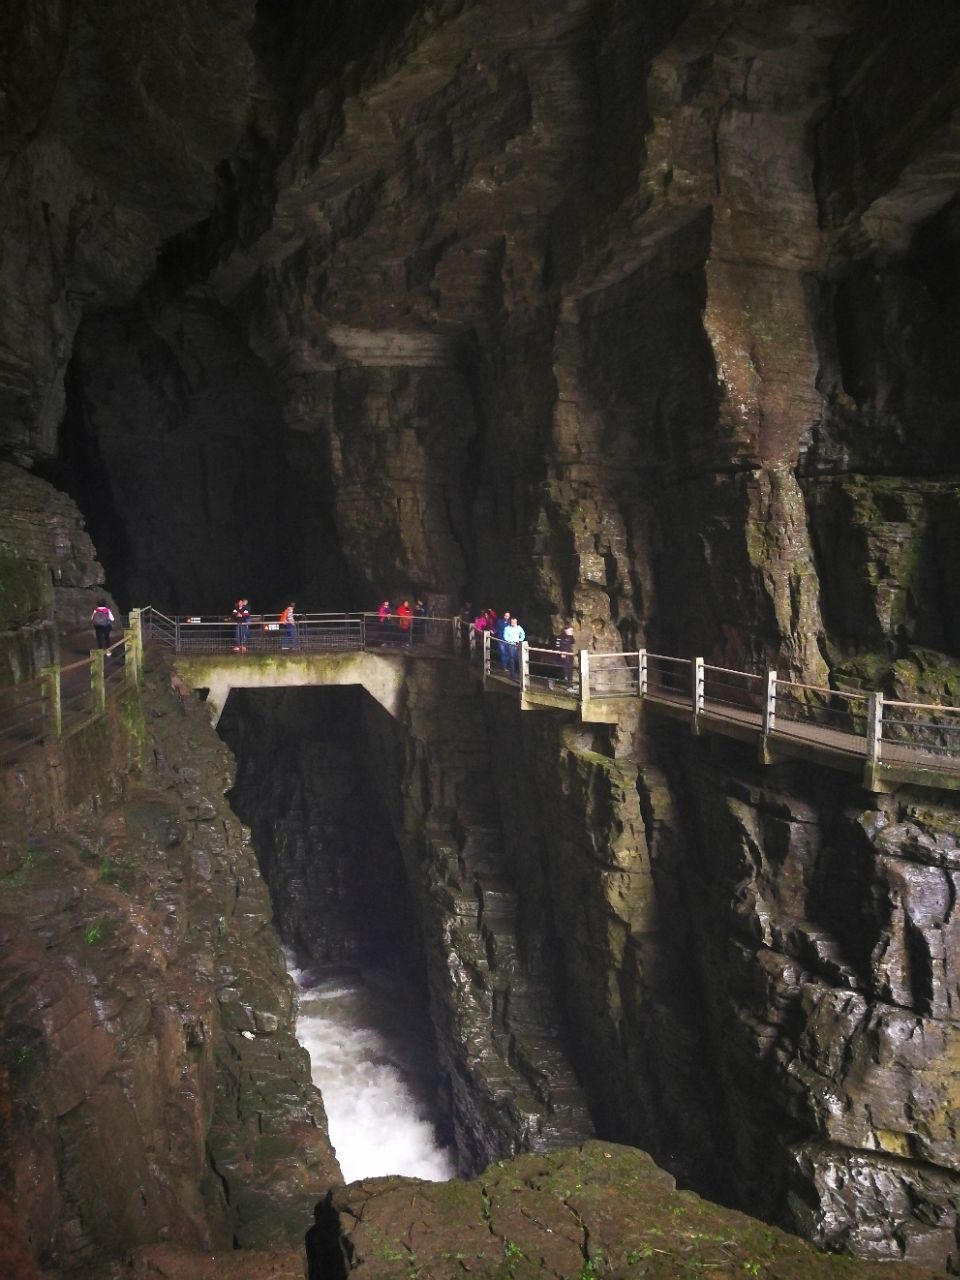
[0,550,52,628]
[318,1142,940,1278]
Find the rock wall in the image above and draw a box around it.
[481,700,960,1270]
[0,658,338,1274]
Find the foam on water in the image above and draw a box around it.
[289,959,456,1184]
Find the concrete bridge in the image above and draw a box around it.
[172,649,412,725]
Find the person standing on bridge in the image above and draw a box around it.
[396,599,413,644]
[413,599,427,646]
[280,602,298,651]
[558,622,576,689]
[494,611,512,672]
[232,598,250,652]
[502,614,525,679]
[91,600,115,649]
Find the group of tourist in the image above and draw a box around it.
[461,607,575,685]
[232,598,298,651]
[465,607,527,677]
[225,597,576,686]
[376,598,428,645]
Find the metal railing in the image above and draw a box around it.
[646,653,693,701]
[7,603,960,790]
[880,699,960,757]
[0,630,140,764]
[139,607,458,657]
[772,679,870,747]
[468,629,960,786]
[584,652,641,700]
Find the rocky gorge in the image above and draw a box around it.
[1,0,960,1276]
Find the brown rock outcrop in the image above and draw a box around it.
[0,657,338,1273]
[314,1141,940,1279]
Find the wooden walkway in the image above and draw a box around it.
[486,640,960,794]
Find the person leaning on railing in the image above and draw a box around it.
[280,602,298,650]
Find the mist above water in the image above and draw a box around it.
[290,959,456,1183]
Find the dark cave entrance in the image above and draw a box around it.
[35,304,357,615]
[217,683,456,1179]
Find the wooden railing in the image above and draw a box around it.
[0,624,142,764]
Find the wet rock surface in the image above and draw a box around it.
[0,655,338,1273]
[315,1141,940,1279]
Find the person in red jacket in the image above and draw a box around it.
[396,599,412,644]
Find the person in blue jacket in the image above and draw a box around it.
[494,611,511,671]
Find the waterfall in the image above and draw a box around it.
[289,958,456,1183]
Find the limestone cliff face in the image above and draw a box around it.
[0,0,959,1271]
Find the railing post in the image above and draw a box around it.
[128,608,143,685]
[867,692,884,763]
[762,670,777,735]
[758,670,777,765]
[41,664,62,740]
[692,656,705,731]
[579,649,590,707]
[638,649,647,698]
[863,691,884,791]
[520,641,530,693]
[483,628,491,686]
[360,613,367,651]
[90,649,106,716]
[175,615,181,652]
[452,615,460,656]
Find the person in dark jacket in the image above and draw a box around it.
[557,623,576,688]
[413,599,427,646]
[232,598,250,652]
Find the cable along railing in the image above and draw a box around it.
[2,606,959,790]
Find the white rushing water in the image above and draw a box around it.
[289,958,456,1184]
